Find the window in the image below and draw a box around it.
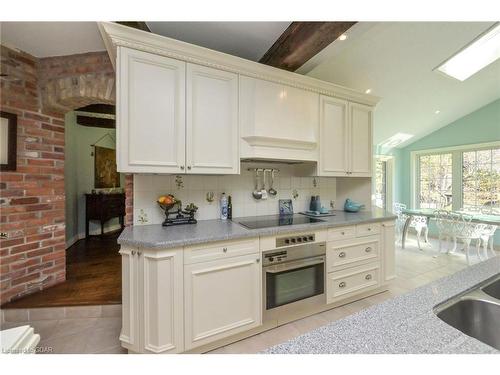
[375,159,387,209]
[417,153,453,209]
[462,147,500,213]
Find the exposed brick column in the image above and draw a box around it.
[124,174,134,226]
[1,45,66,304]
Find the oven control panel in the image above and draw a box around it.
[276,234,315,248]
[263,250,287,264]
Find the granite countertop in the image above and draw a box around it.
[117,209,397,249]
[264,256,500,354]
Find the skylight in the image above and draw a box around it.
[379,133,414,150]
[436,23,500,81]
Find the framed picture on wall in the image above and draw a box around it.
[94,145,120,188]
[0,111,17,171]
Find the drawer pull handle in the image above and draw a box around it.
[365,274,372,280]
[138,251,142,256]
[339,282,346,288]
[223,247,228,253]
[131,251,136,256]
[339,252,346,258]
[365,247,372,253]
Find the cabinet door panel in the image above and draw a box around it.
[319,96,349,176]
[141,249,184,353]
[349,103,373,177]
[184,254,261,350]
[186,64,239,174]
[119,247,138,351]
[118,47,185,173]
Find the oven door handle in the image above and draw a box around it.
[264,256,325,274]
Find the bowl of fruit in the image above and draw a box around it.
[157,194,180,212]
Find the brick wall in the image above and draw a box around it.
[0,46,119,305]
[124,175,134,226]
[1,45,66,304]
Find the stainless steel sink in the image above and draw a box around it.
[435,273,500,351]
[482,275,500,300]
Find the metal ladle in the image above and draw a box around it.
[252,170,262,200]
[268,170,277,196]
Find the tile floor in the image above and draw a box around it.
[1,237,492,354]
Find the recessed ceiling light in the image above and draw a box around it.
[365,88,372,94]
[435,110,441,114]
[435,23,500,81]
[338,34,348,41]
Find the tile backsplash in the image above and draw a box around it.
[133,165,337,225]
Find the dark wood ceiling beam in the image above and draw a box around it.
[76,115,115,129]
[115,22,151,33]
[260,22,357,71]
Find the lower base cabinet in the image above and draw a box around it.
[184,253,262,350]
[120,246,184,354]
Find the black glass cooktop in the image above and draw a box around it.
[236,215,325,230]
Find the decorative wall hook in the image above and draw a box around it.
[206,191,215,203]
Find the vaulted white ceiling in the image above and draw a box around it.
[298,22,500,148]
[146,22,290,61]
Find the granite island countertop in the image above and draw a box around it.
[264,256,500,354]
[117,209,397,249]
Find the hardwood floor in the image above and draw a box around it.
[2,232,122,309]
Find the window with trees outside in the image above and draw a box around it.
[375,159,387,209]
[418,153,453,210]
[462,147,500,214]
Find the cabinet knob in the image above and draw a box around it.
[223,247,228,253]
[367,227,372,231]
[138,251,142,256]
[180,166,185,170]
[365,274,372,280]
[187,166,192,170]
[131,250,136,256]
[256,258,260,263]
[339,281,346,288]
[341,231,345,235]
[339,251,346,258]
[365,247,372,253]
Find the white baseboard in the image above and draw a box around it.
[65,224,123,249]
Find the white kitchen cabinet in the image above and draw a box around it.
[349,103,373,177]
[184,252,262,350]
[117,47,186,174]
[318,96,349,176]
[119,246,184,354]
[186,64,239,174]
[381,221,396,282]
[317,96,373,177]
[240,76,319,161]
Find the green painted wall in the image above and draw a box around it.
[389,98,500,245]
[64,112,124,245]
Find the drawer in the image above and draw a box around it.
[184,237,259,264]
[327,226,356,241]
[327,238,379,271]
[327,262,380,304]
[356,222,381,237]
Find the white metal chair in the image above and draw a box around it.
[434,210,456,254]
[436,211,486,265]
[392,202,407,244]
[393,202,429,250]
[460,207,498,260]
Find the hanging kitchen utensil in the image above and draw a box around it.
[268,169,277,196]
[260,169,268,200]
[252,169,263,200]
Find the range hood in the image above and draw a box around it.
[239,76,319,163]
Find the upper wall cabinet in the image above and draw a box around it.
[239,76,319,162]
[317,95,373,177]
[186,64,239,174]
[118,47,186,174]
[117,47,239,174]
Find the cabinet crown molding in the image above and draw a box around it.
[98,22,380,107]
